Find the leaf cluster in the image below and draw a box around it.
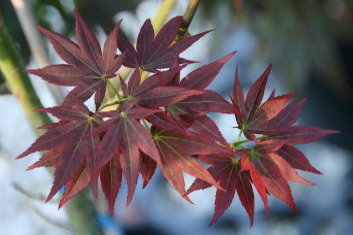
[18,9,338,225]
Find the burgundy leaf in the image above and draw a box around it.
[232,66,245,124]
[100,155,122,215]
[276,145,322,174]
[59,166,90,208]
[264,126,339,144]
[136,86,203,108]
[245,64,272,119]
[118,16,210,72]
[153,128,230,199]
[32,10,124,109]
[140,153,157,188]
[96,108,161,204]
[187,155,255,226]
[180,52,236,90]
[177,90,234,114]
[267,98,307,129]
[26,149,60,170]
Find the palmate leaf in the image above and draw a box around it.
[232,64,273,138]
[27,9,124,108]
[231,65,339,142]
[186,137,325,226]
[151,126,231,201]
[94,107,161,205]
[187,154,255,226]
[118,16,210,72]
[17,100,102,203]
[241,140,315,214]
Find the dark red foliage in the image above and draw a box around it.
[151,126,231,201]
[187,154,255,226]
[18,9,338,226]
[27,9,124,109]
[186,66,338,225]
[19,100,102,203]
[118,16,210,72]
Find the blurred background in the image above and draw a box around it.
[0,0,352,234]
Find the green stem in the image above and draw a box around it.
[175,0,201,42]
[0,15,104,235]
[99,98,129,111]
[230,139,250,150]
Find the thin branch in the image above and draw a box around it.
[33,207,72,231]
[10,0,65,104]
[12,182,55,203]
[175,0,201,42]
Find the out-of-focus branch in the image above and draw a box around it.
[12,182,52,203]
[33,207,71,231]
[10,0,65,104]
[0,15,52,134]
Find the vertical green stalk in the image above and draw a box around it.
[0,16,51,135]
[0,15,104,235]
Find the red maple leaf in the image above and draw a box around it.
[150,124,231,201]
[240,140,316,215]
[17,100,101,204]
[231,65,339,140]
[118,16,210,72]
[187,153,255,226]
[27,9,124,108]
[185,63,339,225]
[94,106,161,205]
[100,154,122,215]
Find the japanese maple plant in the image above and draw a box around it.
[17,9,338,226]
